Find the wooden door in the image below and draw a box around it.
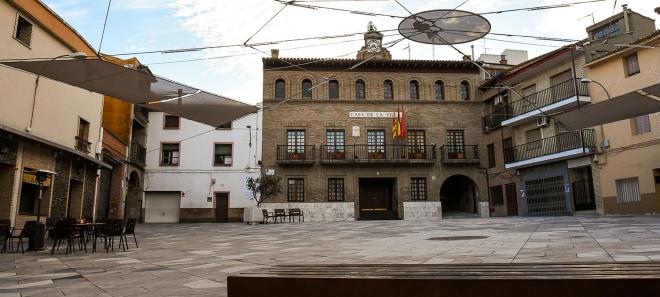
[215,193,229,223]
[359,179,391,211]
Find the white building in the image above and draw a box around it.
[144,109,262,223]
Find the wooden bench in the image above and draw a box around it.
[227,262,660,297]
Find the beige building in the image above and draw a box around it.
[261,25,489,221]
[0,0,106,227]
[584,28,659,215]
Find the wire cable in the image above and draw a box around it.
[98,0,113,54]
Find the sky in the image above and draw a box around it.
[42,0,658,105]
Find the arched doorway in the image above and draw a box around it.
[440,175,478,215]
[125,171,142,220]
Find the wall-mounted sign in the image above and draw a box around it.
[349,111,401,118]
[265,169,275,176]
[352,126,360,137]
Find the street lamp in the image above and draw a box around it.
[580,77,612,100]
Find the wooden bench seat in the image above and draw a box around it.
[228,262,660,297]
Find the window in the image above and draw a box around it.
[275,79,286,100]
[384,80,394,99]
[161,143,180,166]
[408,130,426,155]
[550,70,572,86]
[409,80,419,100]
[287,130,305,153]
[163,115,180,129]
[302,79,312,99]
[14,15,33,47]
[216,121,232,129]
[410,178,427,200]
[434,80,445,100]
[287,178,305,201]
[592,21,621,40]
[503,137,514,163]
[328,178,345,201]
[631,114,651,135]
[616,177,641,203]
[355,79,366,100]
[526,128,542,150]
[75,118,90,153]
[490,185,504,206]
[459,81,470,100]
[487,143,496,168]
[328,79,339,99]
[446,130,465,152]
[326,129,345,154]
[367,130,385,153]
[213,143,233,166]
[624,53,640,77]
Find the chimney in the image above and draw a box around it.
[271,49,279,59]
[462,55,471,62]
[622,4,631,33]
[500,54,508,65]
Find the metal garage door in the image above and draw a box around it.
[145,192,180,223]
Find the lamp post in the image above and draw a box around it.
[580,77,612,100]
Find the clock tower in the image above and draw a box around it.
[356,22,392,60]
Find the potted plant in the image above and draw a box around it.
[244,173,283,224]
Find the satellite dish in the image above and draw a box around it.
[398,9,491,45]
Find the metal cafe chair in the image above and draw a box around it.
[10,221,37,254]
[124,218,139,249]
[0,224,10,254]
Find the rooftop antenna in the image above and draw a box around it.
[402,42,411,59]
[578,13,595,24]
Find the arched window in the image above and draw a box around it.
[459,80,471,100]
[384,80,394,100]
[434,80,445,100]
[302,79,312,99]
[275,79,286,100]
[409,80,419,100]
[355,79,366,100]
[328,79,339,99]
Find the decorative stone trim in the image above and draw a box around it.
[403,201,442,220]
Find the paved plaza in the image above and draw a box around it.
[2,216,660,296]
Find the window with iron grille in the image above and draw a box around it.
[384,80,394,99]
[275,79,286,99]
[367,130,385,153]
[446,130,464,153]
[434,80,445,100]
[302,79,312,99]
[408,130,426,153]
[487,143,496,168]
[288,178,305,201]
[287,130,305,153]
[410,178,427,200]
[213,143,232,166]
[616,177,641,204]
[328,178,345,201]
[161,143,180,166]
[355,79,366,99]
[490,185,504,206]
[409,80,419,100]
[163,115,180,129]
[631,114,651,135]
[624,53,640,76]
[329,79,339,99]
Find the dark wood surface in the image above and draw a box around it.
[228,262,660,297]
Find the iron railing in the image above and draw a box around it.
[508,78,589,117]
[74,136,91,154]
[277,145,316,164]
[129,142,146,167]
[482,105,512,131]
[504,129,596,164]
[439,145,480,164]
[133,104,149,124]
[320,144,436,163]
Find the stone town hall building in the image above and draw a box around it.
[261,25,489,221]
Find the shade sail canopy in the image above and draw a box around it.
[1,58,258,126]
[554,83,660,130]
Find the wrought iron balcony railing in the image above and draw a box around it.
[74,136,91,154]
[129,142,146,167]
[482,105,512,131]
[320,144,436,164]
[133,104,149,124]
[508,78,589,118]
[440,145,480,164]
[277,145,316,164]
[504,129,596,165]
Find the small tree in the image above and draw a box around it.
[246,173,282,207]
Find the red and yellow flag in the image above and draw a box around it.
[392,106,401,139]
[400,105,407,139]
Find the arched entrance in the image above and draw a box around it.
[440,175,478,216]
[125,171,142,220]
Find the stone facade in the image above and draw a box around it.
[263,202,356,222]
[403,201,442,220]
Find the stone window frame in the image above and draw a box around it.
[275,78,286,100]
[383,79,395,100]
[287,177,305,202]
[409,79,420,100]
[328,78,340,99]
[301,78,313,99]
[327,177,345,201]
[410,177,428,200]
[434,80,446,100]
[459,80,471,101]
[355,78,367,100]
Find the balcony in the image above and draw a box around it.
[129,142,146,167]
[277,145,316,165]
[133,104,149,126]
[504,129,596,170]
[320,144,436,164]
[74,136,91,154]
[501,79,591,127]
[482,105,511,131]
[440,145,480,164]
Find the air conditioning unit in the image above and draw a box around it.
[536,116,549,127]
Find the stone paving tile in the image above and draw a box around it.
[1,216,660,296]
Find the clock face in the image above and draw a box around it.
[366,40,381,53]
